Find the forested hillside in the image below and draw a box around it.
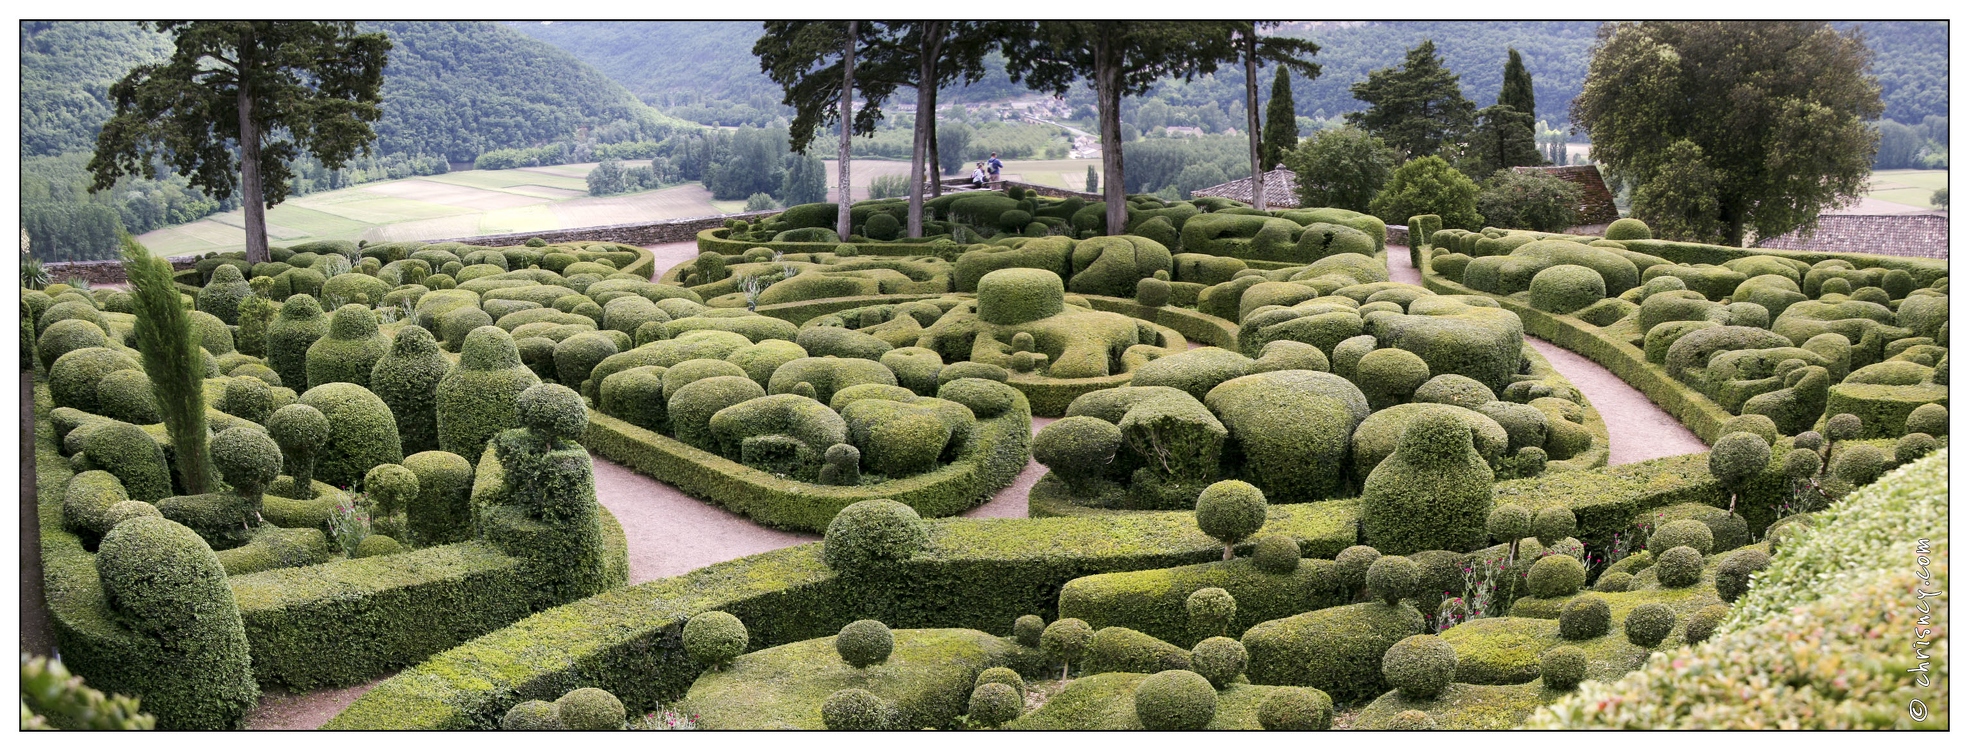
[19,21,174,157]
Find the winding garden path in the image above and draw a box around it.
[1384,244,1706,464]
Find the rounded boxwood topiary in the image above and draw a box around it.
[1195,480,1268,560]
[1187,587,1237,637]
[1256,687,1333,730]
[1649,518,1715,556]
[1717,414,1780,446]
[1683,604,1730,644]
[1530,264,1608,315]
[555,687,625,730]
[370,326,451,455]
[49,346,139,414]
[104,500,163,528]
[363,463,419,518]
[1032,416,1123,495]
[1709,431,1772,507]
[968,682,1023,728]
[37,318,110,372]
[1653,545,1704,588]
[822,499,927,571]
[516,383,588,446]
[1605,218,1651,241]
[97,369,162,425]
[80,421,173,503]
[1251,534,1301,574]
[402,450,474,545]
[836,619,895,669]
[1715,548,1771,603]
[198,264,252,324]
[1487,504,1532,545]
[1133,669,1217,731]
[1532,506,1576,547]
[822,688,898,730]
[501,697,564,730]
[1906,403,1947,437]
[1335,545,1381,595]
[976,666,1027,697]
[1191,636,1248,689]
[1540,645,1588,690]
[975,267,1065,325]
[220,375,274,425]
[1366,555,1420,606]
[683,611,749,670]
[1825,412,1863,442]
[1014,614,1046,649]
[1595,571,1633,593]
[1362,413,1495,555]
[212,427,283,499]
[298,382,404,489]
[1136,276,1171,308]
[1831,443,1889,486]
[1042,618,1095,679]
[1527,553,1587,599]
[94,517,257,728]
[1353,347,1432,410]
[1624,602,1677,648]
[1382,634,1457,699]
[1896,432,1938,466]
[1413,373,1495,410]
[1784,448,1822,480]
[355,534,402,558]
[436,326,540,461]
[305,304,390,390]
[1558,594,1611,640]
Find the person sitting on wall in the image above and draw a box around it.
[971,162,988,189]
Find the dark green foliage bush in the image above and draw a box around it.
[1014,615,1046,649]
[97,369,162,425]
[1191,636,1247,689]
[1529,264,1607,315]
[977,666,1027,697]
[1383,634,1457,699]
[1714,548,1771,603]
[1242,602,1426,702]
[1540,646,1588,690]
[219,375,273,425]
[1362,412,1494,554]
[1682,604,1729,645]
[1557,594,1610,640]
[1255,686,1334,730]
[1251,534,1302,574]
[556,687,625,730]
[1205,370,1367,502]
[1905,403,1946,436]
[516,383,588,446]
[1043,618,1096,677]
[1334,545,1380,596]
[402,450,473,546]
[93,517,257,728]
[1623,602,1677,648]
[836,619,895,668]
[1595,571,1633,593]
[1354,347,1432,409]
[823,688,900,730]
[1831,443,1888,486]
[554,331,620,388]
[1653,546,1704,588]
[1366,555,1420,606]
[1087,626,1192,676]
[197,265,253,325]
[1195,480,1268,559]
[822,499,927,571]
[1895,432,1938,465]
[37,318,110,372]
[968,682,1023,728]
[1604,218,1651,241]
[212,426,282,500]
[268,295,329,390]
[1532,506,1576,547]
[80,421,172,502]
[298,383,403,489]
[1133,669,1217,731]
[1369,156,1482,230]
[1186,587,1237,638]
[49,346,138,414]
[818,443,862,486]
[1136,276,1171,307]
[371,327,451,455]
[1487,504,1532,547]
[1527,553,1586,599]
[304,305,390,389]
[267,403,329,497]
[436,326,540,461]
[1649,518,1715,556]
[355,534,402,558]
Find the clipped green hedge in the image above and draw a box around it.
[1058,553,1353,648]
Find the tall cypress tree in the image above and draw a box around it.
[1499,48,1535,118]
[121,235,213,494]
[1261,68,1300,170]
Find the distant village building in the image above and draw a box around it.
[1191,166,1300,208]
[1162,126,1206,138]
[1754,213,1948,259]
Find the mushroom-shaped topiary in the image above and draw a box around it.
[1558,594,1611,640]
[1539,646,1588,690]
[683,611,748,670]
[267,403,330,498]
[968,682,1023,728]
[212,426,283,503]
[1187,587,1237,638]
[1793,430,1825,454]
[1784,448,1823,481]
[1532,506,1576,548]
[1256,687,1334,730]
[1133,670,1217,731]
[822,688,898,730]
[1382,634,1457,700]
[976,666,1027,697]
[1709,431,1772,514]
[1487,504,1532,564]
[1624,602,1677,648]
[822,499,927,572]
[556,687,626,730]
[1366,555,1420,606]
[1527,553,1586,599]
[1653,546,1704,588]
[1013,614,1046,649]
[1251,534,1301,574]
[1648,518,1715,556]
[836,619,895,669]
[1042,617,1095,681]
[501,699,563,730]
[1195,480,1268,560]
[1714,549,1771,603]
[1031,416,1123,496]
[516,383,588,447]
[1191,636,1248,689]
[1906,403,1947,437]
[1335,545,1381,598]
[1683,604,1730,644]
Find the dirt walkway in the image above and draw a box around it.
[1387,244,1706,464]
[245,675,393,729]
[643,240,702,280]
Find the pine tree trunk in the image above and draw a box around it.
[837,21,857,241]
[236,37,270,265]
[930,127,943,198]
[1244,39,1267,212]
[1095,38,1126,235]
[907,25,942,238]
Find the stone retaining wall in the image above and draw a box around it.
[937,178,1102,202]
[431,211,779,247]
[40,259,197,285]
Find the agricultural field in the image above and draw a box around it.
[1865,169,1948,209]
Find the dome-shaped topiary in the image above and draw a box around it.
[96,368,161,425]
[821,688,898,730]
[267,295,330,390]
[1594,571,1633,593]
[822,499,927,571]
[370,326,451,455]
[1529,264,1608,315]
[555,687,626,730]
[1714,548,1771,603]
[1895,432,1938,466]
[1195,480,1268,560]
[1256,687,1333,730]
[1527,553,1587,599]
[1653,545,1704,588]
[104,500,163,529]
[1558,594,1611,640]
[305,304,390,390]
[436,326,540,460]
[1366,555,1420,606]
[1362,412,1494,555]
[355,534,402,558]
[1783,448,1822,480]
[967,682,1023,728]
[501,699,562,730]
[1335,545,1381,596]
[683,611,748,670]
[1133,669,1217,731]
[1532,506,1576,547]
[976,666,1026,697]
[1413,373,1495,410]
[1604,218,1651,241]
[1032,416,1124,495]
[78,422,172,503]
[1792,430,1824,453]
[1186,587,1237,637]
[1251,534,1301,574]
[1623,602,1677,648]
[835,619,895,669]
[1906,403,1947,437]
[220,375,274,425]
[211,427,283,498]
[975,267,1066,325]
[94,517,257,727]
[1831,444,1888,486]
[1487,504,1532,545]
[1387,709,1436,729]
[267,403,331,496]
[1825,413,1863,442]
[1353,347,1432,410]
[1135,276,1171,308]
[1539,645,1588,690]
[1683,604,1730,644]
[1709,432,1772,511]
[1382,634,1457,699]
[363,463,419,519]
[1648,519,1715,556]
[1717,414,1780,446]
[1014,614,1046,649]
[1191,636,1248,689]
[1041,618,1095,679]
[298,382,404,488]
[37,319,110,372]
[516,383,588,445]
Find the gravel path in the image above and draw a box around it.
[1387,244,1705,464]
[244,675,392,730]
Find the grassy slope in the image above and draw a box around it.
[1866,169,1949,208]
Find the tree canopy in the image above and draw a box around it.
[1345,40,1476,160]
[1571,21,1883,246]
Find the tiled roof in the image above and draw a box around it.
[1511,165,1621,225]
[1753,213,1949,259]
[1192,167,1299,208]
